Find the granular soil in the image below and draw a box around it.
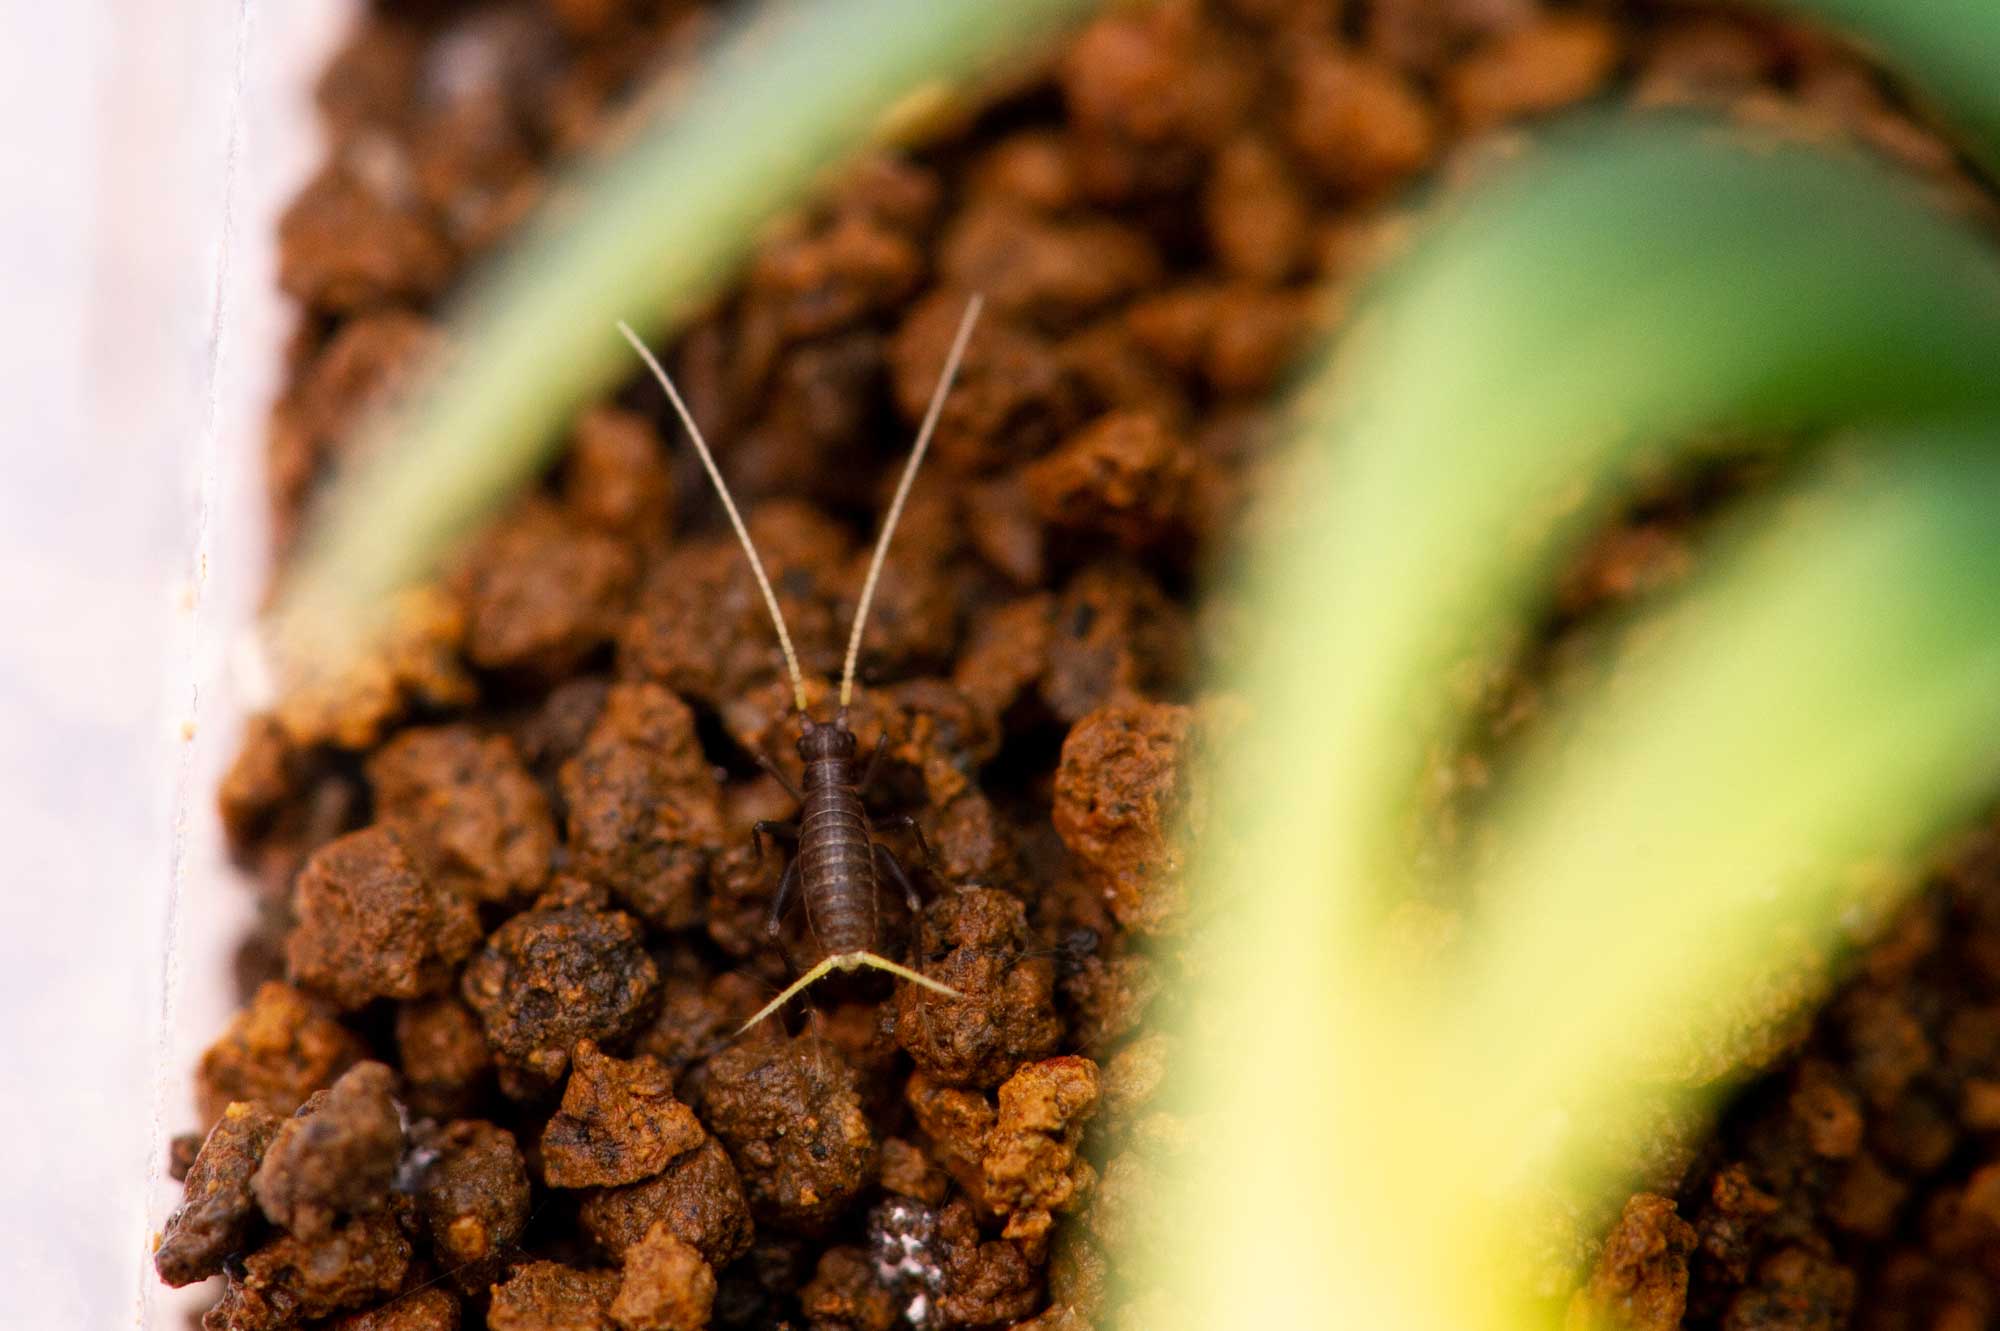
[160,1,1998,1327]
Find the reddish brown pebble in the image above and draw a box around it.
[329,1289,462,1331]
[1085,1148,1167,1273]
[610,1224,717,1331]
[168,1131,204,1183]
[862,678,1002,810]
[953,596,1054,724]
[1010,1307,1090,1331]
[565,405,673,538]
[725,331,898,501]
[620,502,851,708]
[1059,316,1193,429]
[459,880,660,1097]
[198,981,366,1127]
[1124,283,1310,397]
[271,584,476,753]
[636,970,766,1077]
[254,1062,404,1240]
[964,475,1050,587]
[1824,1150,1907,1240]
[1100,1030,1170,1121]
[1059,3,1256,200]
[984,1057,1102,1246]
[702,1037,878,1233]
[288,825,483,1010]
[830,540,963,691]
[1718,1246,1853,1331]
[1053,702,1196,935]
[1634,17,1772,109]
[559,682,723,931]
[366,724,554,906]
[218,748,366,908]
[1838,986,1934,1110]
[460,498,639,680]
[935,1198,1043,1328]
[1964,1078,2000,1131]
[1877,1088,1959,1174]
[543,1040,706,1189]
[748,210,925,342]
[1689,1164,1779,1289]
[1049,1225,1109,1320]
[1788,1059,1864,1159]
[276,164,454,313]
[829,152,945,235]
[1565,1194,1695,1331]
[1202,133,1310,284]
[905,1072,998,1208]
[1041,564,1189,723]
[1448,16,1621,132]
[580,1138,755,1268]
[157,1101,284,1287]
[1062,939,1160,1051]
[939,205,1161,329]
[1023,410,1193,550]
[881,1136,951,1205]
[896,888,1063,1090]
[515,675,613,792]
[413,1119,532,1294]
[394,996,492,1120]
[205,1208,413,1331]
[1287,45,1436,195]
[311,17,420,134]
[218,713,315,863]
[888,292,1086,475]
[488,1261,621,1331]
[970,132,1079,214]
[801,1245,899,1331]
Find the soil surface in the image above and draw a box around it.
[158,1,1994,1328]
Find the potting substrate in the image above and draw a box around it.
[153,2,2000,1328]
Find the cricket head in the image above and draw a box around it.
[796,711,858,762]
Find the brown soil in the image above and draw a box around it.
[158,1,1993,1328]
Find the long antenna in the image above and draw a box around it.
[839,294,984,709]
[618,321,810,715]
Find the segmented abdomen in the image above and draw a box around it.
[796,766,878,956]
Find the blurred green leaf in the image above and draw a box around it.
[1162,122,2000,1331]
[1449,430,2000,1244]
[1266,122,2000,928]
[276,0,1089,649]
[1769,0,2000,173]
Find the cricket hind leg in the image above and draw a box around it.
[876,812,937,872]
[874,841,930,970]
[858,844,962,1002]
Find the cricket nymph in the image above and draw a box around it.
[787,717,888,959]
[617,295,986,1035]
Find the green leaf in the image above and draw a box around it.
[1763,0,2000,173]
[1170,430,2000,1331]
[276,0,1090,646]
[1248,122,2000,929]
[1159,120,2000,1331]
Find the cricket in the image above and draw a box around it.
[616,295,985,1036]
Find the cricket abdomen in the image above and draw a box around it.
[796,759,879,956]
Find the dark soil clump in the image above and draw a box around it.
[160,0,1989,1326]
